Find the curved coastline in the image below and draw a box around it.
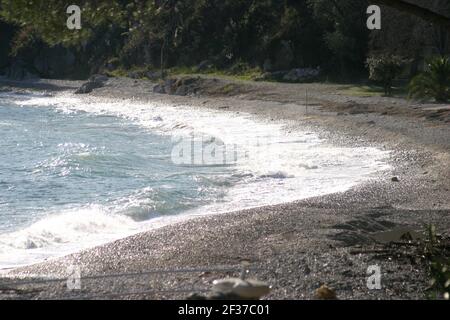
[0,76,449,300]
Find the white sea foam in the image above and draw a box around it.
[0,92,392,268]
[0,205,139,268]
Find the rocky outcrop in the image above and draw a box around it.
[153,76,249,97]
[146,70,163,80]
[153,77,200,96]
[188,277,271,300]
[126,70,163,80]
[282,67,320,82]
[75,74,109,94]
[153,78,177,94]
[127,70,146,79]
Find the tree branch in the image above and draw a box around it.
[372,0,450,28]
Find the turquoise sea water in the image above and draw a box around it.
[0,92,391,268]
[0,93,238,267]
[0,95,233,231]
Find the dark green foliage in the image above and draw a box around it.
[0,0,373,78]
[409,56,450,102]
[0,20,15,71]
[422,225,450,300]
[309,0,370,80]
[366,54,408,96]
[1,0,449,81]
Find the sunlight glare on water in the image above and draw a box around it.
[0,92,391,267]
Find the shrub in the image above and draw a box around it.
[366,54,407,96]
[409,56,450,103]
[422,225,450,300]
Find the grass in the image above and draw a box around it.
[107,68,129,78]
[106,66,416,101]
[106,62,263,82]
[167,66,263,81]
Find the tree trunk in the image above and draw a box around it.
[160,38,166,80]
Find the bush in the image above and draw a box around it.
[422,225,450,300]
[409,56,450,103]
[366,54,408,96]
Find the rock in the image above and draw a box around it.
[175,85,189,96]
[153,83,166,94]
[178,77,199,86]
[212,278,271,299]
[75,81,103,94]
[174,77,202,96]
[207,292,245,300]
[89,74,109,83]
[314,285,337,300]
[153,77,202,96]
[75,74,108,94]
[127,71,139,79]
[186,292,244,300]
[282,67,320,82]
[146,71,163,80]
[163,79,177,94]
[186,293,207,300]
[254,71,289,82]
[127,70,147,79]
[153,79,176,95]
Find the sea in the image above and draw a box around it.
[0,91,391,268]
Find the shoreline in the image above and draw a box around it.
[0,76,449,299]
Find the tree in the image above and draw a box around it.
[0,0,126,47]
[409,56,450,102]
[366,54,408,96]
[308,0,370,79]
[2,0,449,81]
